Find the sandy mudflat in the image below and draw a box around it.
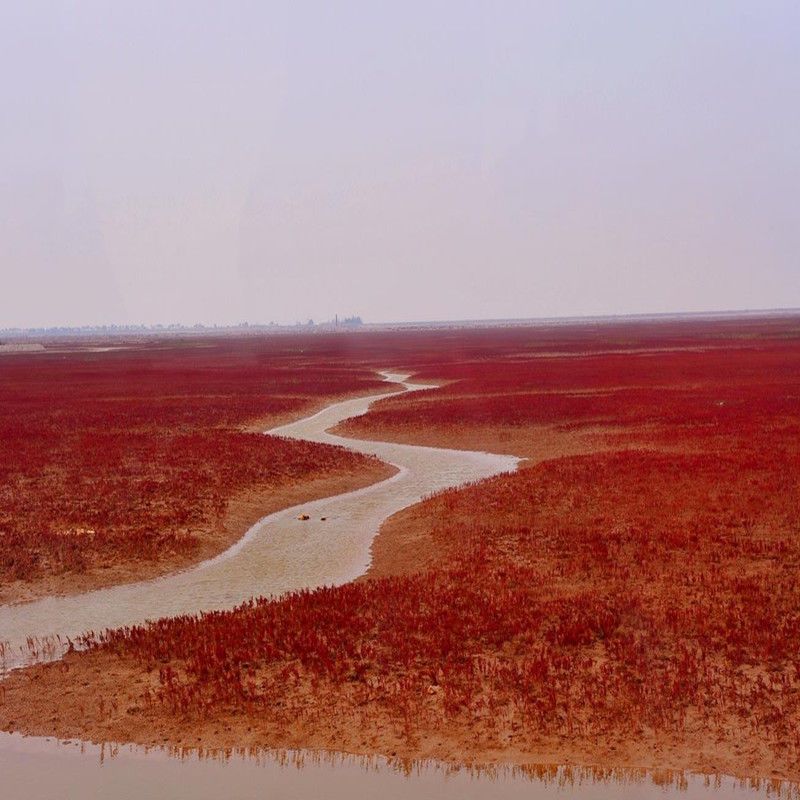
[0,629,789,785]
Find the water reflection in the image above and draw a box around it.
[2,733,794,800]
[152,746,800,797]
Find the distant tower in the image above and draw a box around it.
[335,314,338,329]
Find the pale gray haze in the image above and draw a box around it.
[1,2,798,328]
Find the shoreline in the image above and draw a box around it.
[0,646,791,786]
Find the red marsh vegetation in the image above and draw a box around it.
[2,317,800,781]
[338,317,800,456]
[0,337,391,604]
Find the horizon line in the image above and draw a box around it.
[2,306,800,338]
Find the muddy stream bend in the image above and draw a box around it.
[0,372,517,666]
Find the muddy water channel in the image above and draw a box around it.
[0,373,516,669]
[0,374,792,798]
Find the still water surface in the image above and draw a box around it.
[0,733,792,800]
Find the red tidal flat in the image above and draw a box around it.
[344,340,800,434]
[4,317,800,780]
[0,338,386,597]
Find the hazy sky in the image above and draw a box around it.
[1,2,798,327]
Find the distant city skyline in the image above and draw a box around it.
[2,2,799,328]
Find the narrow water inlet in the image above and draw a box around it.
[0,372,517,668]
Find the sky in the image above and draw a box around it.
[1,1,798,328]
